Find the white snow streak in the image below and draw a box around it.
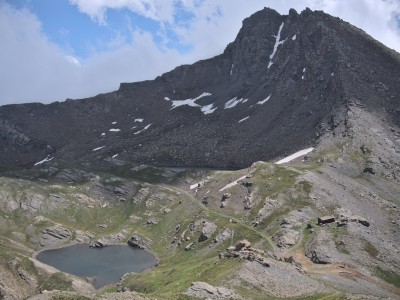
[224,97,247,109]
[292,34,297,40]
[134,123,152,135]
[134,118,144,122]
[219,175,247,192]
[303,68,306,73]
[101,133,105,136]
[167,93,217,115]
[93,146,106,152]
[112,121,117,124]
[238,116,249,123]
[34,156,54,166]
[276,148,314,164]
[267,22,286,69]
[201,104,217,115]
[257,94,271,105]
[112,154,119,158]
[164,97,170,101]
[170,92,211,109]
[230,64,234,76]
[109,128,120,132]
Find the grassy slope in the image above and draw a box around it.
[1,157,396,299]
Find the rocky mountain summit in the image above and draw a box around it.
[1,7,399,170]
[0,6,399,300]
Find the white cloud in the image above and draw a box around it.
[0,0,399,105]
[0,2,191,104]
[68,0,176,24]
[68,0,400,58]
[65,55,81,66]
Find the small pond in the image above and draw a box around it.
[36,244,157,289]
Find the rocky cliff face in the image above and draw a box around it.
[0,7,399,170]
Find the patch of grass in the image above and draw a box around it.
[374,266,400,289]
[335,240,350,255]
[298,180,312,194]
[363,240,379,258]
[124,254,240,299]
[40,272,73,292]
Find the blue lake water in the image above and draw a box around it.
[36,244,157,288]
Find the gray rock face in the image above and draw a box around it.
[187,281,238,299]
[40,225,71,247]
[1,8,399,170]
[198,221,217,242]
[127,235,150,249]
[214,228,235,244]
[272,229,300,248]
[305,230,342,264]
[93,239,107,248]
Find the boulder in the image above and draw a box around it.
[93,239,107,248]
[185,243,194,251]
[214,228,235,243]
[127,235,147,249]
[272,230,300,248]
[198,221,217,242]
[221,193,231,201]
[350,215,370,227]
[305,231,341,264]
[242,181,253,187]
[235,239,251,251]
[146,218,158,225]
[187,281,237,299]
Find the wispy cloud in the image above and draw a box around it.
[68,0,176,25]
[0,2,192,104]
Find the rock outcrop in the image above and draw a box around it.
[186,281,239,299]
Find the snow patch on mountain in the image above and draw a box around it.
[201,104,217,115]
[238,116,249,123]
[257,95,271,105]
[134,123,152,135]
[134,118,144,122]
[34,156,54,166]
[93,146,106,151]
[225,97,248,109]
[276,148,314,164]
[219,175,247,192]
[170,92,212,109]
[268,22,286,68]
[167,93,216,115]
[109,128,120,132]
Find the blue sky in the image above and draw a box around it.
[1,0,400,105]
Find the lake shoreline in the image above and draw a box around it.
[33,242,158,289]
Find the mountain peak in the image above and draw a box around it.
[0,7,399,170]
